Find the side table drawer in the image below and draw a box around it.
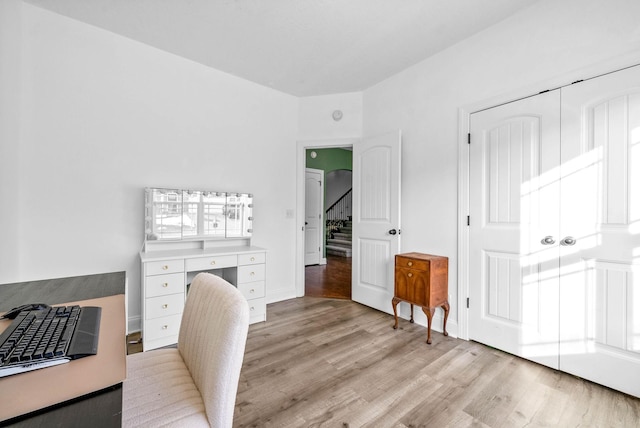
[145,314,182,341]
[186,254,237,272]
[145,293,184,319]
[238,264,265,283]
[238,252,265,265]
[146,272,184,297]
[238,281,265,300]
[396,256,429,271]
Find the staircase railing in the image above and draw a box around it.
[326,188,352,221]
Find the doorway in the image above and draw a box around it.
[295,132,402,312]
[304,147,353,299]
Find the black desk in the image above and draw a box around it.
[0,272,126,428]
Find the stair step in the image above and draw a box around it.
[326,245,352,257]
[327,238,352,247]
[333,232,352,241]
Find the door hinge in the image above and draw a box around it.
[467,216,470,226]
[467,133,471,144]
[467,297,470,308]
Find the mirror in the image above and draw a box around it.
[145,188,253,241]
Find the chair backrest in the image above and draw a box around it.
[178,272,250,428]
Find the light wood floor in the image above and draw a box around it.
[234,297,640,427]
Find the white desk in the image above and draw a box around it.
[140,245,266,351]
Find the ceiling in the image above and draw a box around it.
[25,0,540,97]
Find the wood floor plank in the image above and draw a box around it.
[234,297,640,427]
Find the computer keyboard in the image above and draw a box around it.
[0,305,101,378]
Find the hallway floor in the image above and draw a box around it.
[304,255,351,300]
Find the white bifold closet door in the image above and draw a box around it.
[558,65,640,397]
[469,65,640,397]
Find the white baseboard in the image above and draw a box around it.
[266,289,297,304]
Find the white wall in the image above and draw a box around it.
[298,92,362,141]
[363,0,640,335]
[1,3,299,331]
[0,0,22,280]
[5,0,640,336]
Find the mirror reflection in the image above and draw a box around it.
[145,188,253,241]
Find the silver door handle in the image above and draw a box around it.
[560,236,576,246]
[540,236,555,245]
[388,229,397,235]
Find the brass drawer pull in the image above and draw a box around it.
[407,272,413,278]
[407,261,413,267]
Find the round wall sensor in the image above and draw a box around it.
[310,151,317,159]
[332,110,343,121]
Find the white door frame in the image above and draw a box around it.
[457,55,640,340]
[296,138,358,297]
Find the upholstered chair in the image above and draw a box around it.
[122,273,250,427]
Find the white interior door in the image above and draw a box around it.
[352,131,401,313]
[558,65,640,397]
[469,90,562,369]
[305,168,323,266]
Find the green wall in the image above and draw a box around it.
[306,148,352,172]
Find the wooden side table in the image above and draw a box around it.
[392,252,449,344]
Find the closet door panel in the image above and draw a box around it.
[469,90,561,369]
[559,64,640,398]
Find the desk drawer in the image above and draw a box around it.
[185,254,237,272]
[238,264,265,283]
[238,252,266,265]
[146,259,184,276]
[146,273,184,298]
[395,256,429,271]
[247,297,266,320]
[238,281,265,300]
[144,314,182,341]
[145,293,184,319]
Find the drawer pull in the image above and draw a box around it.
[407,273,413,278]
[162,304,168,309]
[162,283,169,288]
[250,272,255,276]
[210,260,216,265]
[162,265,169,270]
[407,261,413,267]
[250,256,255,261]
[162,325,168,330]
[250,306,255,311]
[250,289,255,294]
